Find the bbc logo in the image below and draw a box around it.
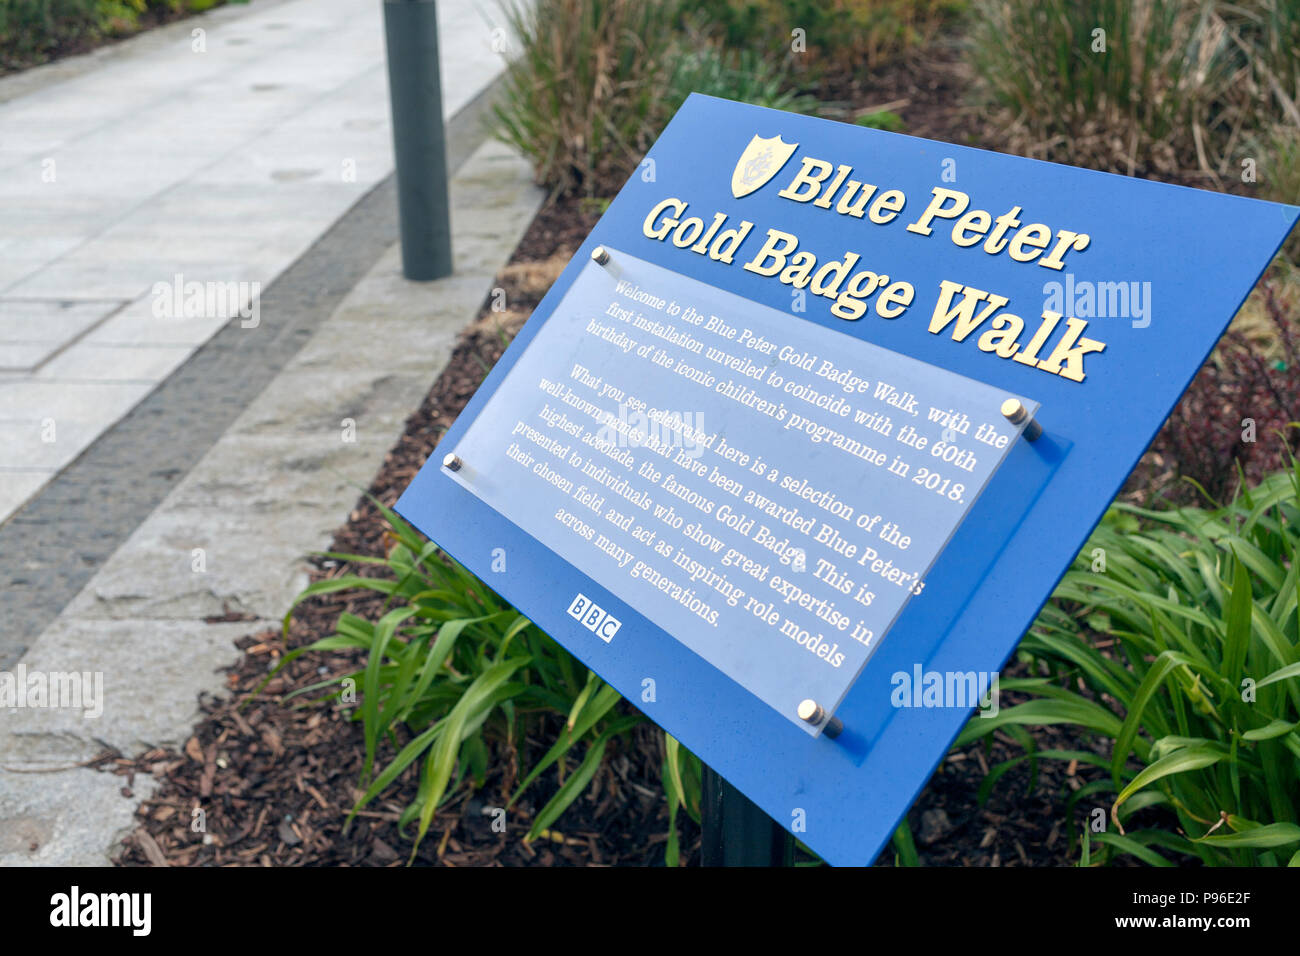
[567,593,621,643]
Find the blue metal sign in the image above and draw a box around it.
[397,94,1299,864]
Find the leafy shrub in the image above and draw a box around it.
[492,0,683,198]
[96,0,146,32]
[668,23,817,115]
[1145,274,1300,505]
[271,499,646,860]
[963,467,1300,865]
[691,0,959,75]
[1,0,100,65]
[969,0,1300,177]
[492,0,818,198]
[1,0,227,71]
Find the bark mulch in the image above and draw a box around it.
[114,201,698,867]
[112,42,1172,867]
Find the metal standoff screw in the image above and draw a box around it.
[797,699,844,739]
[1000,398,1042,442]
[591,245,610,265]
[442,452,463,472]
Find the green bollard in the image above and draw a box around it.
[382,0,453,281]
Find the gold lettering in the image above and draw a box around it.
[1012,310,1063,367]
[1036,317,1107,381]
[906,187,970,236]
[778,158,833,203]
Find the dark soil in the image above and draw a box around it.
[113,39,1216,868]
[803,35,999,150]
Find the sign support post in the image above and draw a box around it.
[700,765,793,867]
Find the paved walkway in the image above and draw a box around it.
[0,0,545,865]
[0,0,510,521]
[0,138,545,865]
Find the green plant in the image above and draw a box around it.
[96,0,146,32]
[491,0,816,198]
[690,0,959,75]
[856,109,906,132]
[668,27,818,115]
[1221,0,1300,130]
[661,734,703,866]
[491,0,682,197]
[962,466,1300,865]
[1,0,100,65]
[891,818,921,866]
[270,498,645,860]
[969,0,1300,177]
[1,0,229,72]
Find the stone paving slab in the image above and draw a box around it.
[0,87,517,667]
[0,766,156,866]
[0,139,545,865]
[0,300,125,371]
[0,0,515,524]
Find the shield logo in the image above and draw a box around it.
[731,134,799,198]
